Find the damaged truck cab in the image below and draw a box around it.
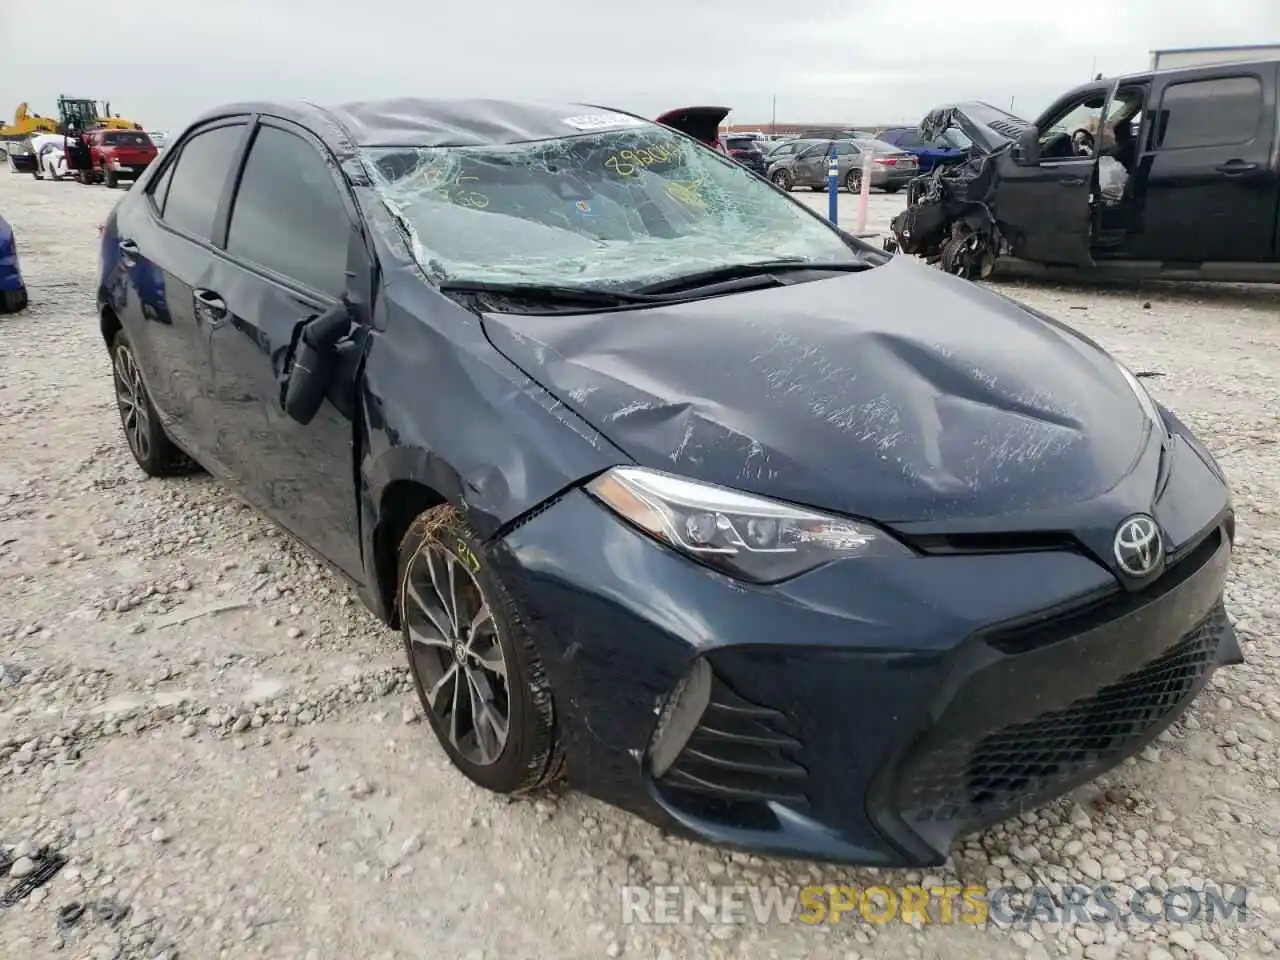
[892,58,1280,282]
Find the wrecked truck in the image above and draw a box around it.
[888,58,1280,282]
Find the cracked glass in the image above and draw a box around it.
[360,126,861,290]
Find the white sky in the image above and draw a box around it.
[2,0,1278,133]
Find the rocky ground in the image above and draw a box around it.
[2,168,1279,960]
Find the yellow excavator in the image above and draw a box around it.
[1,104,59,142]
[1,98,143,144]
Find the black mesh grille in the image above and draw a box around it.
[898,603,1227,824]
[659,673,810,808]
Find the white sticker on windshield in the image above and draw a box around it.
[561,113,647,131]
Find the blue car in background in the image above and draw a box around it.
[0,214,28,314]
[875,125,972,173]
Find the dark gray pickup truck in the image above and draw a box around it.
[890,58,1280,282]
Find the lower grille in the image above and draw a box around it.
[898,603,1227,825]
[658,673,810,809]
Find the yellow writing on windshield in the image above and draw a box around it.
[448,176,490,209]
[665,178,708,208]
[605,144,678,176]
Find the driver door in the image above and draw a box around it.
[994,89,1110,266]
[792,142,829,186]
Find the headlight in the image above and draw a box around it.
[585,466,910,583]
[1115,361,1165,433]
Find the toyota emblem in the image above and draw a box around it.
[1113,515,1163,578]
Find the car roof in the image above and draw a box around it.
[182,97,658,156]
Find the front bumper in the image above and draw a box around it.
[496,442,1237,866]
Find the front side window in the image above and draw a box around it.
[159,124,246,240]
[1157,76,1262,150]
[225,125,350,297]
[362,125,861,290]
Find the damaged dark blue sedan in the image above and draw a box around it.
[96,97,1240,866]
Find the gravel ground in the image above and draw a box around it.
[2,168,1280,960]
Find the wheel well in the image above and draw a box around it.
[374,480,448,628]
[100,304,121,347]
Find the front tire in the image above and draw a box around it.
[844,170,862,193]
[398,505,562,795]
[110,330,198,476]
[770,169,793,191]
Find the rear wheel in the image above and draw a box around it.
[883,184,901,194]
[110,330,199,476]
[104,167,118,189]
[398,505,563,795]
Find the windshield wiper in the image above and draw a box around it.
[437,280,659,308]
[632,259,873,295]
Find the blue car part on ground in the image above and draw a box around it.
[0,214,29,313]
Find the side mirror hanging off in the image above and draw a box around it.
[282,299,353,425]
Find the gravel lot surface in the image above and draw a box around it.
[2,168,1279,960]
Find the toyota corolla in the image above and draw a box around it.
[96,97,1240,866]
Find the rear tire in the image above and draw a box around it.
[109,330,200,477]
[884,185,901,194]
[398,505,563,795]
[104,167,118,189]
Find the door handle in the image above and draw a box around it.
[1217,159,1259,175]
[1060,177,1086,186]
[193,288,228,325]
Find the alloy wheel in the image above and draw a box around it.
[403,543,510,765]
[113,344,151,462]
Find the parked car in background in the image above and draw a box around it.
[767,137,917,192]
[876,125,971,173]
[0,214,28,313]
[82,129,159,187]
[762,137,817,163]
[97,96,1241,868]
[719,133,768,174]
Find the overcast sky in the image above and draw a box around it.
[3,0,1279,133]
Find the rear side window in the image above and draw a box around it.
[102,132,152,146]
[225,125,350,297]
[1157,76,1263,149]
[159,124,246,239]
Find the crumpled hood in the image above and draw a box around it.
[481,256,1148,523]
[920,102,1031,155]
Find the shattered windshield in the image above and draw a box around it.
[361,126,861,290]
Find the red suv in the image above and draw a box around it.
[85,130,158,187]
